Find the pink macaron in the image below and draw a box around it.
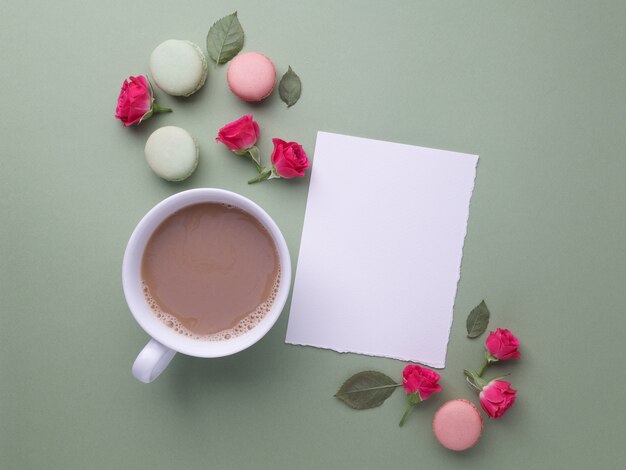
[433,399,483,451]
[227,52,276,102]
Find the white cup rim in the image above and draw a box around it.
[122,188,291,358]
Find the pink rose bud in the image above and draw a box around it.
[479,380,517,419]
[216,114,261,152]
[402,365,442,401]
[270,138,309,178]
[115,75,171,127]
[399,364,442,426]
[485,328,521,361]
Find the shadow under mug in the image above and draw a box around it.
[122,188,292,383]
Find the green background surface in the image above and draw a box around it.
[2,1,625,468]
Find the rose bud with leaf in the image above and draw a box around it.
[334,364,442,427]
[115,75,171,127]
[464,370,517,419]
[216,114,262,168]
[249,138,309,184]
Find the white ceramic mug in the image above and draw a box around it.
[122,188,291,383]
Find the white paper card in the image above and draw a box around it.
[285,132,478,367]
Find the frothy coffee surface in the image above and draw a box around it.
[141,203,280,340]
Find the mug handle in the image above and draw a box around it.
[132,339,176,383]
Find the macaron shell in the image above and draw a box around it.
[227,52,276,102]
[433,399,483,451]
[144,126,199,181]
[149,40,207,97]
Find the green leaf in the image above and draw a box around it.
[464,369,487,390]
[408,392,422,405]
[278,66,302,108]
[206,12,244,65]
[334,371,400,410]
[247,146,261,166]
[466,300,490,338]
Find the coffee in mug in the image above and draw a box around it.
[123,188,291,383]
[141,202,280,340]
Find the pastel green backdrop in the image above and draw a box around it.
[1,1,625,468]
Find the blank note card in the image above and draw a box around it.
[285,132,478,367]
